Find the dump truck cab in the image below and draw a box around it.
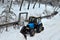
[29,16,36,23]
[29,16,41,25]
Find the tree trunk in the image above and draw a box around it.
[2,0,4,3]
[0,0,1,1]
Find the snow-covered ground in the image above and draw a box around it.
[0,3,60,40]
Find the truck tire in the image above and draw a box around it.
[30,29,35,37]
[36,23,44,33]
[36,26,41,33]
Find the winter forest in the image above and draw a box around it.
[0,0,60,40]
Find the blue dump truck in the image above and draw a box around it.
[20,16,44,39]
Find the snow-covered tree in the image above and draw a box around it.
[0,1,17,31]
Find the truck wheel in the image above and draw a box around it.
[36,26,44,33]
[30,29,35,37]
[36,23,44,33]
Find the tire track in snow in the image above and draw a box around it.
[49,30,60,40]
